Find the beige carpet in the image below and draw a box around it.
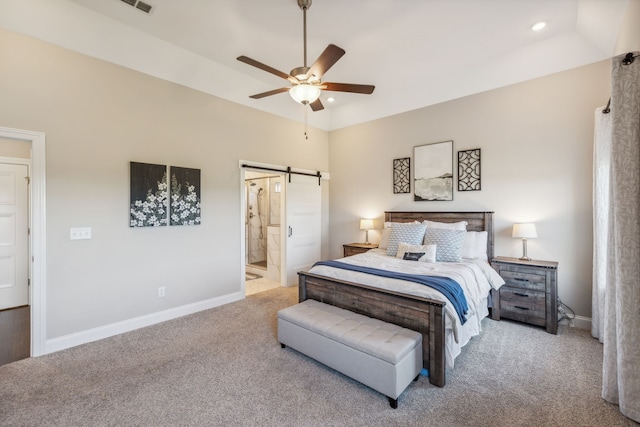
[0,286,636,426]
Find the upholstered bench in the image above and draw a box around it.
[277,299,422,408]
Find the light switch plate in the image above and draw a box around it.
[70,227,92,240]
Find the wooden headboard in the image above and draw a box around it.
[384,211,495,261]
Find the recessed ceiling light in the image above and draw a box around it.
[532,22,546,31]
[327,97,335,103]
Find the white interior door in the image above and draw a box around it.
[0,163,29,310]
[285,174,321,286]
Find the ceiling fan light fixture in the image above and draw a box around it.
[291,66,310,81]
[289,83,321,104]
[237,0,374,113]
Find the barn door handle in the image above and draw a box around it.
[288,226,292,237]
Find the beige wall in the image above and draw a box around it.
[328,60,611,321]
[0,137,31,158]
[0,29,329,339]
[614,0,640,55]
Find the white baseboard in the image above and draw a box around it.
[559,314,591,330]
[44,291,245,355]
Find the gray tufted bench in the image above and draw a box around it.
[277,299,422,408]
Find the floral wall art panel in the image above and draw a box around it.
[130,162,168,227]
[170,166,201,226]
[414,140,453,201]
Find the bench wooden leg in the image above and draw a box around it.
[388,397,398,409]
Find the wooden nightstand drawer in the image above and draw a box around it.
[499,285,546,326]
[500,286,546,305]
[500,269,547,292]
[343,243,378,257]
[500,300,547,326]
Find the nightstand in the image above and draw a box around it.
[491,256,558,334]
[343,243,378,257]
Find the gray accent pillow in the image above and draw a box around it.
[423,228,466,262]
[386,222,428,256]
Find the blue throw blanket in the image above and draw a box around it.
[312,260,469,324]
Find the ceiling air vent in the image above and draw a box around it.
[135,1,152,13]
[119,0,153,14]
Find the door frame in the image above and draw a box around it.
[240,163,287,292]
[0,127,46,357]
[239,160,329,291]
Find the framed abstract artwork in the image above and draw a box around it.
[458,149,481,191]
[413,140,453,201]
[169,166,201,226]
[393,157,411,194]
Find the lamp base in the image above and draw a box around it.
[520,239,532,261]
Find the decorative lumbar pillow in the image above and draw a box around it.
[422,220,468,231]
[386,222,428,256]
[403,252,425,261]
[461,231,488,260]
[423,228,466,262]
[396,242,437,262]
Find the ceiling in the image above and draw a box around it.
[1,0,632,130]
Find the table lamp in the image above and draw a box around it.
[512,223,537,261]
[360,219,374,244]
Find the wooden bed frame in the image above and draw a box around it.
[297,211,498,387]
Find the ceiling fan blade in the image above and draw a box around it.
[309,98,324,111]
[323,82,375,94]
[249,87,290,99]
[307,44,345,79]
[237,56,291,81]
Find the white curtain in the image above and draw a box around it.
[592,52,640,423]
[591,105,611,343]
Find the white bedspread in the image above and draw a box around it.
[308,249,505,368]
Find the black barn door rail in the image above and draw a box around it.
[242,164,322,185]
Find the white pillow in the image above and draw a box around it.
[379,221,419,250]
[396,242,437,262]
[379,228,391,250]
[386,222,428,256]
[461,231,488,261]
[423,220,468,230]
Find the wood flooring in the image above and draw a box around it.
[0,305,30,366]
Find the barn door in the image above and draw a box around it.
[284,174,321,286]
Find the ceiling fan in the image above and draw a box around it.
[237,0,375,112]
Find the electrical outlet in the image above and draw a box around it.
[158,287,165,298]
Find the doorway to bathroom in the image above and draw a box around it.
[244,171,283,295]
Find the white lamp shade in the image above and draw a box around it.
[289,83,321,104]
[512,223,538,239]
[359,219,374,230]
